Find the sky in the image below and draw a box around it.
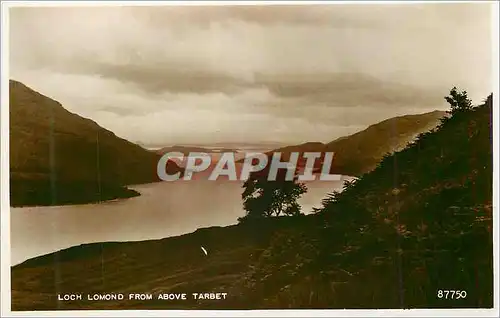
[9,3,494,148]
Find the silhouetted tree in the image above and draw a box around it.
[445,87,473,116]
[239,171,307,222]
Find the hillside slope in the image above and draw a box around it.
[325,110,446,176]
[9,80,181,206]
[240,110,445,177]
[238,94,493,308]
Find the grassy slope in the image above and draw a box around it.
[11,218,312,310]
[9,80,182,207]
[11,96,493,310]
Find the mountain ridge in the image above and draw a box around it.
[9,80,183,207]
[237,109,446,177]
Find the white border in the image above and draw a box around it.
[1,0,498,6]
[1,0,12,316]
[1,1,499,317]
[491,0,499,314]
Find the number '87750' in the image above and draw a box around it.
[437,290,467,299]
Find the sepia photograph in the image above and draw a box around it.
[1,0,498,315]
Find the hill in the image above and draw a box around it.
[325,110,447,176]
[239,93,493,309]
[10,91,493,310]
[9,80,182,207]
[244,111,446,177]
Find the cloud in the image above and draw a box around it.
[8,3,494,146]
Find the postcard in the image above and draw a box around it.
[1,1,498,316]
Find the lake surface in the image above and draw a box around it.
[10,170,351,266]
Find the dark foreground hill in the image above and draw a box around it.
[9,80,182,207]
[11,92,493,310]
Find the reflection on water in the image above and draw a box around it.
[10,174,351,266]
